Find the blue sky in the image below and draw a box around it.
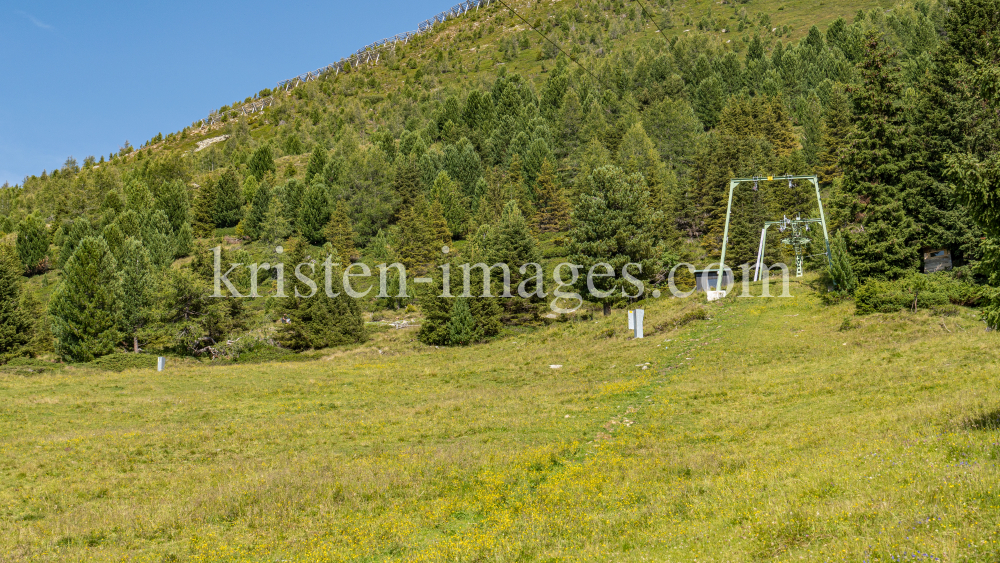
[0,0,449,186]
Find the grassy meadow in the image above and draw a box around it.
[2,278,1000,562]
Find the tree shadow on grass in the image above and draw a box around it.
[962,409,1000,431]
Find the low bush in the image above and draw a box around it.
[854,273,983,315]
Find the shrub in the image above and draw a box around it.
[854,273,983,315]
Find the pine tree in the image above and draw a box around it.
[430,171,469,239]
[242,181,271,240]
[305,145,328,184]
[393,154,423,211]
[298,183,331,245]
[175,222,194,257]
[247,144,276,181]
[124,178,153,211]
[155,179,191,234]
[694,75,726,129]
[324,200,356,264]
[144,210,176,268]
[835,31,919,280]
[535,159,570,232]
[58,218,93,268]
[429,199,452,246]
[242,175,259,207]
[569,166,657,315]
[278,275,367,350]
[396,198,440,271]
[259,197,291,245]
[118,238,154,352]
[15,215,49,275]
[214,168,244,228]
[447,298,479,345]
[100,191,124,226]
[828,231,858,293]
[817,85,853,186]
[801,91,824,165]
[0,243,32,363]
[281,179,305,225]
[49,236,122,362]
[192,179,217,236]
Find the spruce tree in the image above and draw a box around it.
[429,199,452,246]
[214,168,244,228]
[430,171,469,239]
[118,238,154,352]
[16,215,49,275]
[569,166,657,315]
[835,31,919,280]
[242,175,259,208]
[298,182,331,245]
[247,144,276,181]
[447,298,479,346]
[396,198,440,270]
[393,154,423,211]
[305,145,328,184]
[260,197,291,244]
[102,223,127,264]
[324,200,357,264]
[144,210,176,268]
[242,181,271,240]
[817,85,854,186]
[155,179,191,234]
[192,179,217,236]
[0,243,32,362]
[281,179,305,225]
[278,277,366,351]
[828,231,858,293]
[49,236,122,362]
[124,178,153,211]
[58,218,93,268]
[535,159,571,232]
[175,222,194,258]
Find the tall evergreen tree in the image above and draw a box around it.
[118,238,154,352]
[0,243,32,363]
[192,179,217,236]
[397,197,442,271]
[58,218,93,268]
[817,85,854,186]
[298,182,331,245]
[569,166,657,315]
[16,215,49,275]
[247,144,276,181]
[834,31,919,280]
[305,145,328,184]
[49,236,122,362]
[144,210,176,268]
[242,181,271,240]
[535,159,571,232]
[430,171,469,239]
[175,222,194,258]
[324,200,357,264]
[393,154,423,211]
[214,168,244,228]
[155,179,191,234]
[828,231,858,293]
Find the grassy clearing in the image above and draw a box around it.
[2,277,999,561]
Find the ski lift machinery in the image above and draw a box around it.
[711,175,832,300]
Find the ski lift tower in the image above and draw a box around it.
[753,215,825,280]
[712,175,832,299]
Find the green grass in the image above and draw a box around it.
[2,277,999,561]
